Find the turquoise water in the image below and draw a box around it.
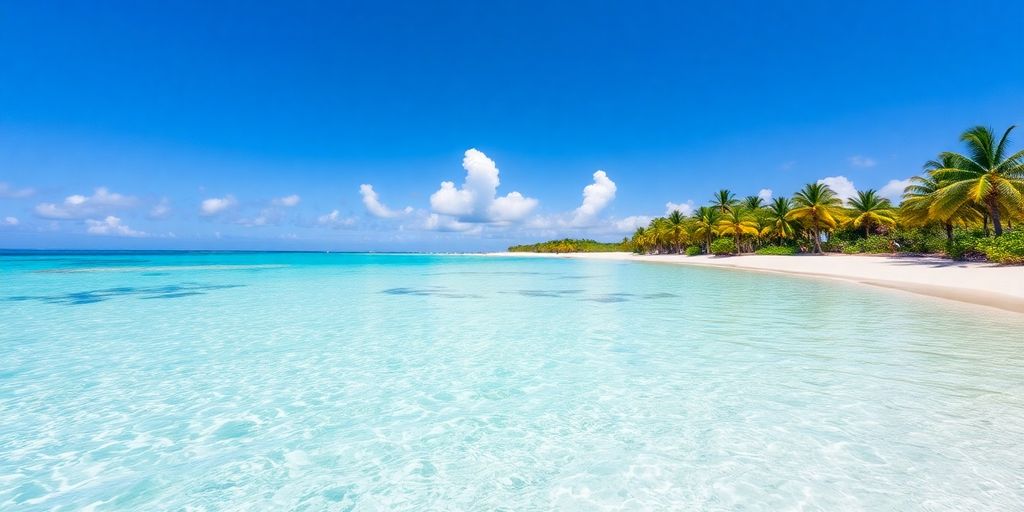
[2,252,1023,511]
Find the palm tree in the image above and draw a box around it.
[930,125,1024,236]
[692,206,721,254]
[665,210,688,253]
[711,189,739,214]
[902,156,983,241]
[716,207,760,254]
[787,183,845,253]
[631,227,649,253]
[765,197,796,240]
[742,195,765,210]
[847,189,897,237]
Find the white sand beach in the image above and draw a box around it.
[486,252,1024,314]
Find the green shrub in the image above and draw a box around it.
[878,226,945,254]
[820,240,847,253]
[978,230,1024,264]
[946,230,986,261]
[685,246,702,256]
[754,245,796,255]
[710,238,736,255]
[842,245,860,254]
[857,235,893,254]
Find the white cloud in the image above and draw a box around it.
[424,213,482,233]
[429,149,537,223]
[0,182,35,198]
[757,188,773,202]
[613,215,652,232]
[271,194,301,207]
[360,184,412,218]
[848,155,877,168]
[85,216,146,237]
[317,210,356,229]
[818,176,857,203]
[571,170,617,226]
[34,187,137,219]
[489,191,538,222]
[665,200,695,216]
[149,198,171,219]
[2,216,18,226]
[200,195,237,216]
[879,178,912,204]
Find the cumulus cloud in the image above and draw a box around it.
[0,182,35,198]
[614,215,652,232]
[848,155,877,168]
[490,191,538,222]
[200,195,237,216]
[879,178,912,204]
[757,188,773,202]
[818,176,857,203]
[2,216,18,226]
[428,149,537,224]
[424,213,482,233]
[35,187,137,219]
[317,210,356,229]
[571,170,617,226]
[85,216,146,237]
[665,200,695,216]
[271,194,301,207]
[360,184,412,218]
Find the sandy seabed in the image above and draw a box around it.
[483,252,1024,314]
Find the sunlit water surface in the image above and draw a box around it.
[1,252,1023,511]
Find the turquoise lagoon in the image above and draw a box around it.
[1,252,1023,510]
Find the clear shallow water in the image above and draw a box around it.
[1,252,1023,511]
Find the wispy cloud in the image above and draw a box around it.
[85,216,146,237]
[848,155,877,168]
[0,182,35,198]
[35,187,137,219]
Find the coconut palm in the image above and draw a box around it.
[742,195,765,210]
[711,189,739,214]
[847,189,897,237]
[716,207,760,254]
[902,157,983,241]
[787,183,845,253]
[665,209,688,253]
[930,125,1024,236]
[692,206,721,253]
[765,197,796,240]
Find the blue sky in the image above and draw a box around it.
[2,1,1023,251]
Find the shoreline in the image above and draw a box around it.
[484,252,1024,314]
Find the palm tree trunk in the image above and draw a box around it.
[812,226,822,253]
[988,197,1003,236]
[944,222,953,242]
[983,214,990,236]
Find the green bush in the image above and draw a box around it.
[978,230,1024,264]
[946,230,986,261]
[820,240,847,253]
[890,227,946,254]
[685,246,702,256]
[754,245,796,255]
[857,235,894,254]
[710,238,736,255]
[842,245,860,254]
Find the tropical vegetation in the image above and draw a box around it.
[509,125,1024,264]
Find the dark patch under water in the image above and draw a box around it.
[382,287,483,299]
[6,284,244,305]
